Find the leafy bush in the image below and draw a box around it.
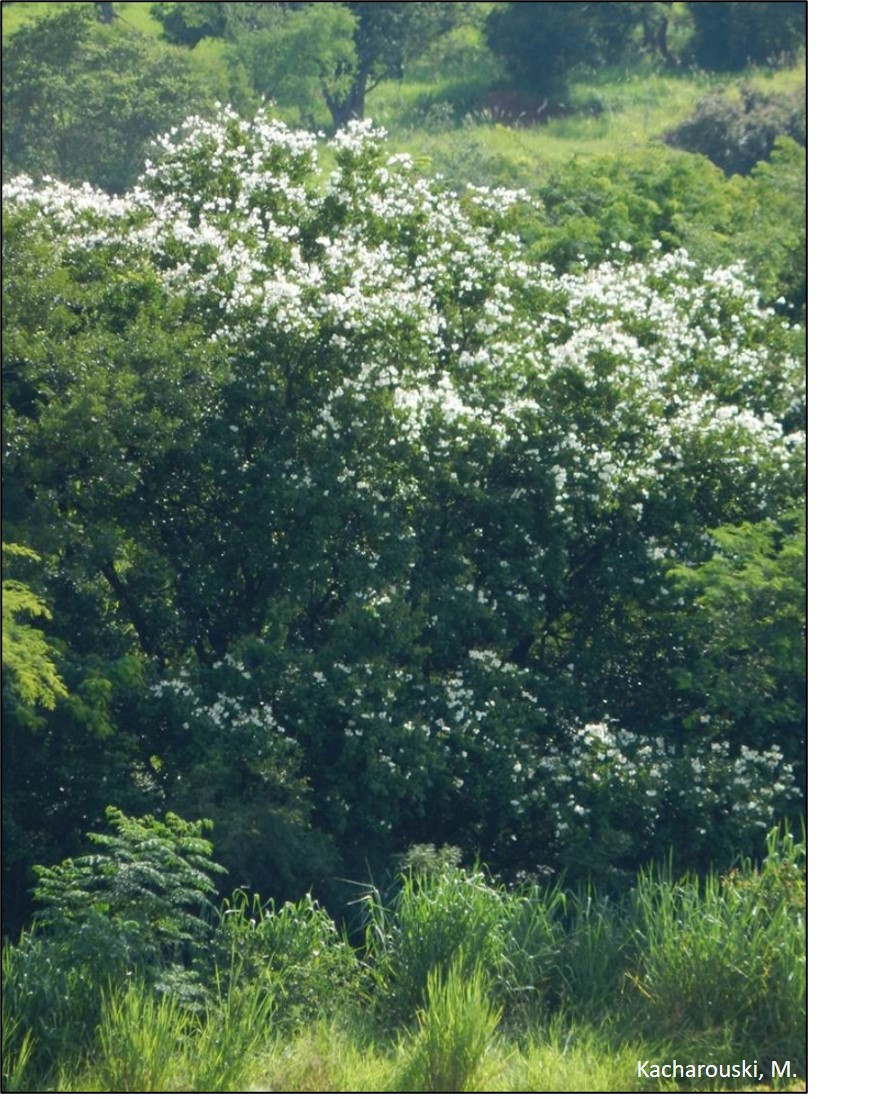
[524,146,735,270]
[664,84,806,175]
[214,890,364,1025]
[2,7,214,192]
[31,806,222,975]
[1,807,222,1086]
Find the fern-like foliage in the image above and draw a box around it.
[32,806,224,972]
[2,543,68,710]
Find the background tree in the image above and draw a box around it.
[150,0,229,46]
[1,6,213,192]
[485,2,644,97]
[686,2,807,71]
[233,3,357,125]
[149,1,465,127]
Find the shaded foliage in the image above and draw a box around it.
[686,1,806,71]
[486,1,644,96]
[664,83,806,176]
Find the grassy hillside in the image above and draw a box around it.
[2,1,804,191]
[1,0,164,37]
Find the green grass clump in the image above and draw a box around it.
[362,863,562,1028]
[77,983,190,1093]
[395,954,502,1092]
[215,890,364,1027]
[626,826,806,1074]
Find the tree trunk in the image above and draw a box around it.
[642,3,672,64]
[324,69,369,130]
[95,2,115,23]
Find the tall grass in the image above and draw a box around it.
[215,889,364,1026]
[395,953,502,1093]
[626,826,806,1072]
[185,969,276,1092]
[362,865,563,1028]
[78,983,190,1093]
[1,1010,35,1094]
[1,935,106,1090]
[2,828,806,1090]
[556,889,629,1019]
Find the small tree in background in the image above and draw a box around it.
[686,2,807,71]
[486,2,644,97]
[1,7,213,192]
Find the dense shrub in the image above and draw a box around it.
[2,7,214,192]
[2,808,222,1086]
[664,84,806,176]
[486,2,643,96]
[214,890,364,1025]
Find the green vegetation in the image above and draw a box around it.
[2,2,805,1090]
[3,821,806,1092]
[1,5,213,192]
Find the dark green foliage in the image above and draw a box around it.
[686,2,806,71]
[31,806,223,968]
[1,7,213,192]
[150,0,229,47]
[663,83,806,175]
[665,509,806,769]
[486,1,643,96]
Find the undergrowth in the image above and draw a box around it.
[2,824,806,1092]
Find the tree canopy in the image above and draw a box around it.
[2,109,805,916]
[1,6,213,193]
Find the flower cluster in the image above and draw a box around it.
[3,110,805,879]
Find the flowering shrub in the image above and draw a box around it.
[2,110,805,889]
